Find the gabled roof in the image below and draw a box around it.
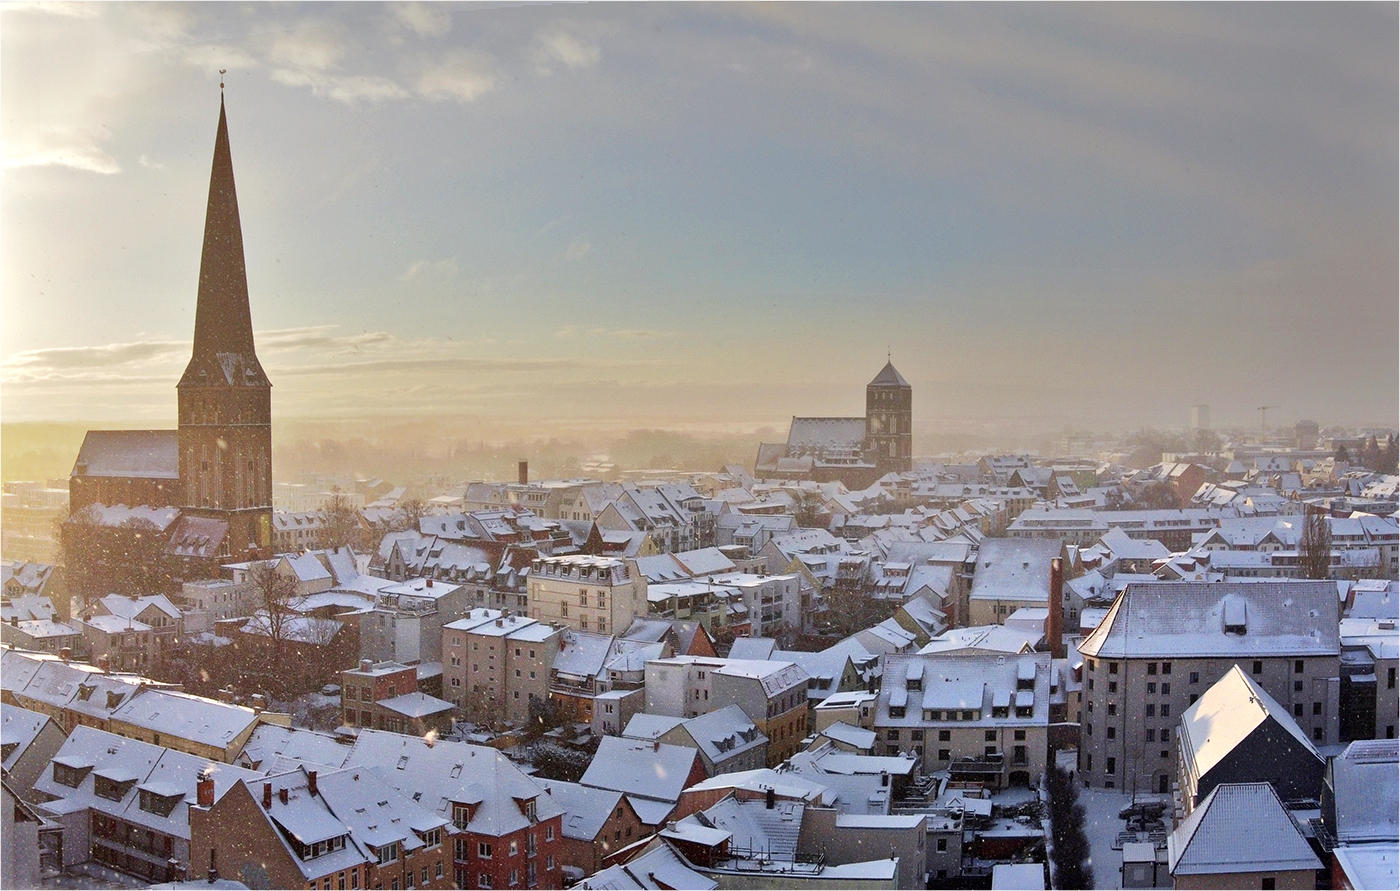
[1080,580,1340,659]
[1167,783,1320,876]
[1,703,58,771]
[540,779,626,841]
[580,737,699,803]
[346,729,561,837]
[1177,665,1321,787]
[109,688,260,750]
[71,430,179,479]
[1329,739,1400,844]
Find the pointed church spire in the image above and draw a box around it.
[179,95,268,388]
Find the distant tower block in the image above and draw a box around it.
[866,361,912,476]
[1295,420,1319,450]
[1191,404,1211,431]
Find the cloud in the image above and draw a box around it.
[554,326,674,340]
[137,154,163,170]
[270,69,410,105]
[415,51,496,102]
[0,2,100,19]
[531,24,601,75]
[265,23,347,73]
[1,124,121,174]
[401,258,460,282]
[562,240,591,262]
[389,2,452,39]
[1,340,186,382]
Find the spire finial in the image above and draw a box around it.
[220,69,227,93]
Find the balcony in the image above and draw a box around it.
[950,753,1004,778]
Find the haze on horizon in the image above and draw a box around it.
[3,2,1397,440]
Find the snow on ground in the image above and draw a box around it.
[40,861,146,889]
[1057,750,1172,889]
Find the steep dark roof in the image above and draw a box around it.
[868,361,910,388]
[179,98,269,390]
[71,430,178,480]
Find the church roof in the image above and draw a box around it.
[179,97,269,390]
[868,361,910,388]
[71,430,178,480]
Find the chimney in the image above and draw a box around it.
[1048,557,1065,660]
[207,848,218,884]
[197,770,215,807]
[60,646,72,661]
[880,770,889,787]
[251,693,266,714]
[8,616,16,627]
[653,738,660,752]
[98,654,111,674]
[765,787,776,809]
[279,788,289,805]
[307,771,318,796]
[427,578,434,588]
[360,658,372,672]
[262,782,272,808]
[496,617,504,628]
[519,461,529,486]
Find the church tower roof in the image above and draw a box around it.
[868,360,910,388]
[179,97,269,389]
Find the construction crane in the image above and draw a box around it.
[1258,405,1279,437]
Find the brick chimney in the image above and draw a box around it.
[279,788,289,805]
[262,782,272,808]
[1048,557,1065,659]
[519,460,529,485]
[307,770,318,796]
[197,770,215,808]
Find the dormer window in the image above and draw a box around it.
[94,774,136,802]
[139,788,183,817]
[53,761,91,788]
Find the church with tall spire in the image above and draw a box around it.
[177,96,273,557]
[67,95,273,599]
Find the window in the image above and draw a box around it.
[1147,663,1157,676]
[1312,726,1323,741]
[1294,703,1304,717]
[1107,726,1116,739]
[1014,730,1026,741]
[1146,682,1155,694]
[938,730,950,741]
[478,842,492,859]
[985,730,996,741]
[436,864,443,880]
[1108,681,1117,694]
[938,749,950,760]
[937,838,947,852]
[886,729,900,741]
[1106,757,1116,774]
[1189,694,1199,705]
[1108,703,1117,716]
[509,840,519,857]
[1161,683,1170,695]
[1189,671,1199,685]
[1389,668,1396,690]
[1294,659,1304,674]
[1252,660,1263,675]
[479,876,492,889]
[376,843,399,865]
[1161,662,1171,675]
[1313,702,1322,715]
[1145,728,1155,742]
[1109,662,1119,675]
[545,825,554,842]
[1161,705,1169,718]
[53,762,89,788]
[1262,879,1275,891]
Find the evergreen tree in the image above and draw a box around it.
[1048,765,1095,889]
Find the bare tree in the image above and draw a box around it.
[248,561,299,662]
[319,487,362,550]
[1298,509,1333,580]
[398,497,428,533]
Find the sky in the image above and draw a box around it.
[2,1,1396,438]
